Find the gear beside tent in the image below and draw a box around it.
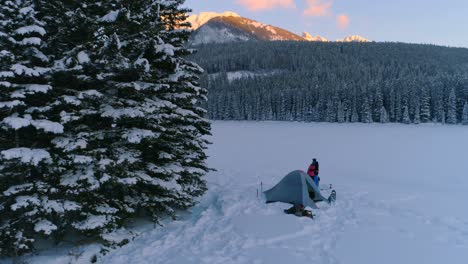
[263,170,334,209]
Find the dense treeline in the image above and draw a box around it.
[190,41,468,124]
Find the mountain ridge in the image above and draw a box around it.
[189,15,305,45]
[188,11,371,44]
[302,32,329,42]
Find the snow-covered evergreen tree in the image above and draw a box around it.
[420,86,431,122]
[395,92,402,122]
[446,88,457,124]
[413,102,421,124]
[311,105,320,122]
[435,101,445,124]
[374,87,383,121]
[402,106,411,124]
[0,0,210,255]
[462,102,468,125]
[389,88,396,122]
[350,99,359,122]
[337,101,345,123]
[51,0,210,238]
[361,96,373,123]
[0,0,74,256]
[325,100,335,122]
[379,106,389,123]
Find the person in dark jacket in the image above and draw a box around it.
[307,158,320,187]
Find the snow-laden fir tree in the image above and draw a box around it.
[462,102,468,125]
[395,92,402,122]
[379,106,389,123]
[374,87,383,121]
[337,101,345,123]
[325,100,335,122]
[446,88,457,124]
[350,99,359,122]
[48,0,210,243]
[0,0,210,255]
[435,101,445,124]
[311,105,320,122]
[420,86,431,122]
[361,96,373,123]
[388,88,396,122]
[413,102,421,124]
[0,0,76,256]
[402,106,411,124]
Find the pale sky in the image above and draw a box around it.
[184,0,468,48]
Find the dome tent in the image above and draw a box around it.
[263,170,328,209]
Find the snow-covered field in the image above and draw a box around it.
[7,121,468,264]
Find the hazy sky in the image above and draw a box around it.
[184,0,468,48]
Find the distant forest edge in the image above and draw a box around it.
[190,41,468,124]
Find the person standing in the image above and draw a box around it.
[307,158,320,187]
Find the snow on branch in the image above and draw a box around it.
[2,116,63,133]
[34,220,57,235]
[156,43,175,56]
[0,71,14,78]
[3,183,34,196]
[101,107,145,119]
[19,6,34,15]
[1,148,51,165]
[42,198,81,213]
[19,37,42,46]
[78,90,103,99]
[2,117,30,129]
[77,51,91,64]
[52,137,88,152]
[15,25,46,36]
[122,129,159,144]
[11,195,40,211]
[0,100,24,108]
[99,10,120,22]
[134,171,182,191]
[73,215,113,231]
[69,155,93,164]
[11,64,48,77]
[32,119,64,133]
[24,84,52,93]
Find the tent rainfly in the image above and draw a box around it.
[263,170,328,209]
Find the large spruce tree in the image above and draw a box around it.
[0,0,77,256]
[462,102,468,125]
[0,0,210,255]
[51,0,210,239]
[446,88,457,124]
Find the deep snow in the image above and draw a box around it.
[7,121,468,264]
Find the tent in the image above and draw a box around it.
[263,170,327,209]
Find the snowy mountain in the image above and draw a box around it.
[337,35,370,42]
[189,14,304,45]
[188,12,371,45]
[302,32,329,42]
[187,11,241,30]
